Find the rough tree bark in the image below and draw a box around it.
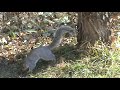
[77,12,112,49]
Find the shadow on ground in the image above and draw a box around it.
[0,58,23,78]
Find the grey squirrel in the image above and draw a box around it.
[23,25,76,72]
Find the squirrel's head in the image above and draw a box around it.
[22,59,29,72]
[22,55,32,73]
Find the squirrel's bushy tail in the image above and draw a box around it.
[48,25,76,50]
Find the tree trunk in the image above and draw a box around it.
[77,12,111,49]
